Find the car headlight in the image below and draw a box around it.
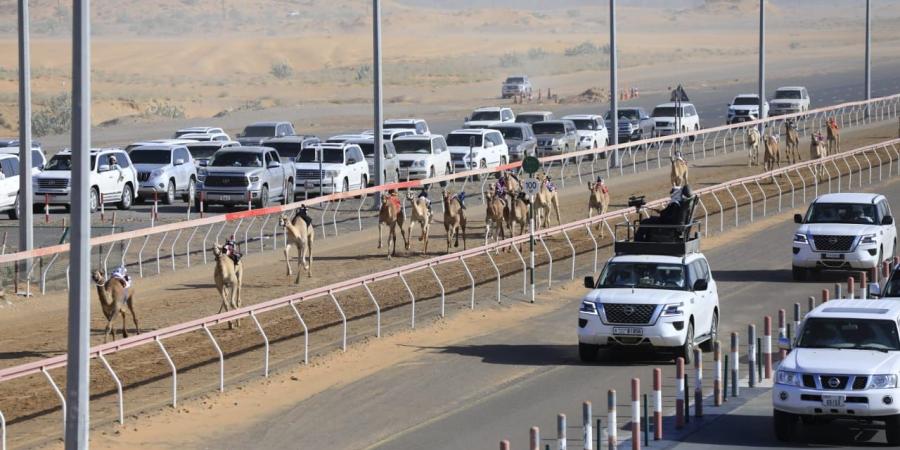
[580,301,598,314]
[150,169,163,178]
[249,175,260,183]
[661,303,684,317]
[869,374,898,389]
[412,160,427,168]
[861,234,878,244]
[776,370,803,386]
[793,233,808,244]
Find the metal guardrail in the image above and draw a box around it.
[2,135,899,448]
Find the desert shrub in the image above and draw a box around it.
[355,64,372,81]
[270,62,294,79]
[564,41,610,57]
[144,100,185,119]
[499,53,521,68]
[32,94,71,137]
[527,47,548,60]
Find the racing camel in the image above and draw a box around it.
[378,191,408,259]
[92,269,140,342]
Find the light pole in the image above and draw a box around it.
[18,0,34,277]
[373,0,384,207]
[865,0,871,117]
[609,0,619,174]
[758,0,766,137]
[66,0,91,448]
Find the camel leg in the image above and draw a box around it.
[103,319,114,343]
[377,221,383,249]
[446,226,452,254]
[284,243,293,276]
[398,218,409,254]
[306,234,313,278]
[217,288,229,314]
[461,219,467,250]
[127,296,140,334]
[121,310,128,339]
[294,242,303,285]
[422,223,430,255]
[554,199,561,227]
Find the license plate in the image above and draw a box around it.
[612,327,643,336]
[821,395,845,407]
[216,195,231,201]
[822,253,845,260]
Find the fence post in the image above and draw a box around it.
[861,271,868,299]
[694,348,703,417]
[558,413,567,450]
[848,276,856,299]
[608,389,617,449]
[653,368,662,440]
[714,340,722,406]
[794,302,802,332]
[676,357,685,429]
[778,309,786,339]
[764,316,773,379]
[808,295,816,313]
[583,401,593,450]
[631,379,640,450]
[500,441,510,450]
[748,324,757,388]
[531,427,540,450]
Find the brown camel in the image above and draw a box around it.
[500,172,521,194]
[784,121,801,164]
[92,270,140,343]
[534,173,561,229]
[746,127,761,167]
[670,153,689,187]
[826,117,840,156]
[280,212,314,284]
[378,192,408,259]
[484,184,507,245]
[763,134,781,172]
[587,180,610,234]
[213,245,243,328]
[441,189,467,253]
[810,131,827,177]
[504,191,529,242]
[405,192,432,254]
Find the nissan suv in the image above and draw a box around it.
[727,94,768,124]
[792,193,896,281]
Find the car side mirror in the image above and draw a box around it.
[778,336,792,352]
[98,164,110,172]
[174,158,185,166]
[794,213,803,224]
[868,282,881,299]
[198,160,209,167]
[347,158,357,165]
[583,276,595,289]
[268,161,281,168]
[693,279,708,292]
[883,215,894,225]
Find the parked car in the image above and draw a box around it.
[262,135,322,162]
[326,134,368,144]
[173,126,225,138]
[446,129,510,173]
[563,114,609,152]
[345,137,401,185]
[605,108,655,143]
[515,111,554,125]
[362,128,416,142]
[652,102,701,139]
[769,86,810,116]
[237,121,295,146]
[727,94,769,124]
[392,135,452,180]
[533,120,578,157]
[293,143,370,195]
[501,75,532,99]
[773,299,900,445]
[0,146,47,175]
[489,123,536,162]
[125,139,198,153]
[0,154,21,218]
[129,144,197,204]
[178,132,231,142]
[383,119,431,136]
[197,146,295,208]
[186,140,241,168]
[33,148,138,213]
[465,107,515,128]
[791,193,897,281]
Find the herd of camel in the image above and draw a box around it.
[90,117,846,341]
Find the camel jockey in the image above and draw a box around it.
[592,176,609,194]
[417,188,432,214]
[293,204,313,227]
[544,175,557,192]
[456,191,467,209]
[110,266,132,289]
[223,235,242,264]
[813,130,826,145]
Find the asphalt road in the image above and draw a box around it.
[202,164,900,447]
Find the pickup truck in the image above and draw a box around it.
[197,146,295,208]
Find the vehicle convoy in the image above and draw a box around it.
[792,193,896,281]
[0,154,21,219]
[515,111,554,125]
[292,143,370,195]
[383,119,431,136]
[33,148,137,213]
[579,191,719,364]
[362,128,416,142]
[186,140,240,168]
[344,136,400,185]
[464,107,515,128]
[533,120,578,157]
[125,139,198,153]
[489,123,536,161]
[562,114,609,151]
[727,94,768,124]
[237,121,296,146]
[393,135,452,180]
[605,108,655,143]
[769,86,811,116]
[446,129,509,172]
[501,75,532,98]
[652,102,701,138]
[774,299,900,445]
[197,146,295,208]
[129,144,197,204]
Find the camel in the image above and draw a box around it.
[670,152,689,187]
[784,121,801,164]
[280,211,314,284]
[587,179,610,234]
[213,245,243,328]
[534,173,562,229]
[91,269,140,343]
[504,190,529,242]
[484,184,507,245]
[441,189,467,253]
[810,131,828,177]
[405,192,432,254]
[746,127,761,167]
[377,192,408,259]
[500,171,521,194]
[826,117,841,156]
[763,134,781,172]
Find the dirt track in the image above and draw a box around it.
[1,120,898,449]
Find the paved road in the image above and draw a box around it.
[204,165,900,447]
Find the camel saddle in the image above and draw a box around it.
[388,195,401,211]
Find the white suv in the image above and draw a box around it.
[129,144,198,204]
[393,135,452,181]
[563,114,609,151]
[0,154,21,219]
[383,119,431,136]
[652,102,701,138]
[446,129,509,173]
[773,300,900,445]
[770,86,810,116]
[792,193,897,281]
[293,143,370,195]
[465,107,515,128]
[34,148,138,213]
[727,94,768,124]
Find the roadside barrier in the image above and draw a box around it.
[652,368,662,440]
[730,332,739,397]
[583,401,592,450]
[763,316,773,379]
[694,349,703,417]
[748,324,757,387]
[713,341,722,407]
[557,413,566,450]
[631,379,640,450]
[675,357,685,429]
[607,389,617,449]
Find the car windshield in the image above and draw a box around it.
[733,97,759,105]
[447,134,482,147]
[805,203,878,225]
[505,77,524,83]
[470,111,500,121]
[295,148,344,163]
[570,119,597,131]
[384,122,416,130]
[597,262,688,290]
[776,90,802,100]
[394,140,432,154]
[174,130,198,138]
[798,318,900,351]
[45,154,97,171]
[242,125,277,138]
[210,152,263,167]
[265,142,303,160]
[357,142,376,157]
[187,145,221,159]
[129,150,171,164]
[532,123,565,135]
[605,110,640,121]
[652,107,683,118]
[492,127,523,140]
[882,275,900,297]
[516,115,544,124]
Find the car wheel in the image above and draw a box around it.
[501,156,508,166]
[773,410,797,442]
[8,195,19,220]
[117,184,133,210]
[33,204,44,214]
[89,187,99,213]
[578,343,599,363]
[700,311,718,352]
[256,185,269,208]
[182,178,195,203]
[164,180,175,205]
[885,415,900,445]
[690,125,699,142]
[791,265,807,282]
[680,321,694,364]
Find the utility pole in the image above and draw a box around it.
[865,0,871,117]
[18,0,34,274]
[65,0,91,448]
[373,0,384,207]
[758,0,767,136]
[609,0,619,174]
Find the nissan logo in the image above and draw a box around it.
[623,306,636,316]
[828,237,838,245]
[827,377,841,388]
